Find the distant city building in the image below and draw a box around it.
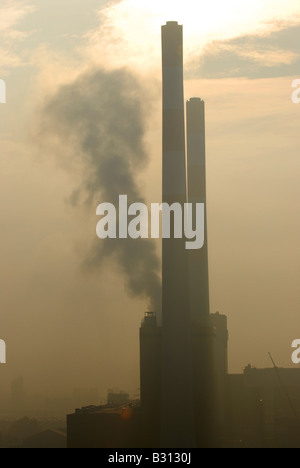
[23,429,67,449]
[45,397,73,417]
[10,377,25,415]
[67,404,141,449]
[72,388,99,409]
[107,390,130,408]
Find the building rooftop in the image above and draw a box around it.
[73,401,140,416]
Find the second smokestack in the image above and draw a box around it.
[186,98,210,324]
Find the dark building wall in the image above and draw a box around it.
[210,312,229,433]
[139,312,161,447]
[67,407,142,449]
[140,314,220,448]
[191,323,217,447]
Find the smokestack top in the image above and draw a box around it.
[161,21,183,69]
[162,21,182,30]
[188,97,205,104]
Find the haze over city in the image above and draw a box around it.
[0,0,299,411]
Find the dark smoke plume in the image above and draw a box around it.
[37,67,161,311]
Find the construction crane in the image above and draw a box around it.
[268,352,298,419]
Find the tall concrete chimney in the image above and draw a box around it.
[186,98,210,324]
[187,98,217,447]
[161,21,196,448]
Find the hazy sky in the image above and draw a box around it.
[0,0,299,404]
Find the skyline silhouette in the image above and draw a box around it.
[0,1,299,449]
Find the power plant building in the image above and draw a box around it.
[66,21,298,450]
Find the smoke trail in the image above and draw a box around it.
[37,67,161,311]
